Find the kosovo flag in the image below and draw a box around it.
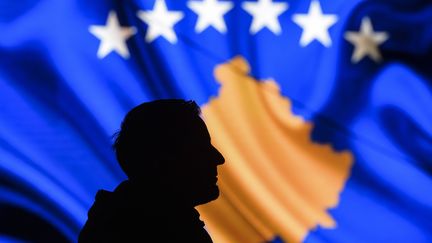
[0,0,431,242]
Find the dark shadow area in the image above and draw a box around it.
[79,99,225,242]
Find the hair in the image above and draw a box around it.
[112,99,201,180]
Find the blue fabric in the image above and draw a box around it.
[0,0,431,242]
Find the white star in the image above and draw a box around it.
[242,0,288,35]
[187,0,233,33]
[89,11,137,59]
[137,0,184,44]
[344,17,389,63]
[292,0,338,47]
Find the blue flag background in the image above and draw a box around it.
[0,0,431,242]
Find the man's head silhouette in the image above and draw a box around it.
[79,99,225,242]
[113,99,225,206]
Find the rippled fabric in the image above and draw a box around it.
[0,0,431,242]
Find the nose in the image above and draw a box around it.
[212,145,225,165]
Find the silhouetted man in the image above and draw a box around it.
[78,99,225,243]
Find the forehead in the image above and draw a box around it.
[173,116,210,144]
[188,117,210,139]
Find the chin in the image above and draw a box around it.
[210,184,220,197]
[194,186,220,205]
[211,186,220,199]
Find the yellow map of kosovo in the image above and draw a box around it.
[198,56,354,243]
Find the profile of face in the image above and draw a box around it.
[162,116,225,206]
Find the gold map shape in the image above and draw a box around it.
[198,56,354,243]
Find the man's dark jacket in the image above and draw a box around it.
[78,180,213,243]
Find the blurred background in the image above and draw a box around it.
[0,0,431,242]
